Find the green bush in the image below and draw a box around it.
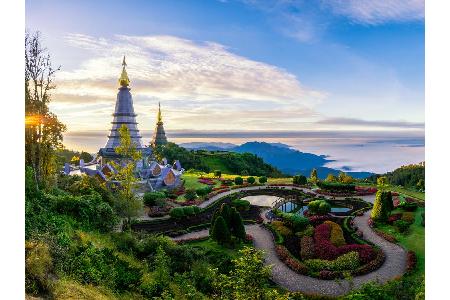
[247,176,256,184]
[295,224,314,238]
[293,175,307,185]
[231,199,250,211]
[184,189,197,201]
[394,220,411,233]
[281,213,310,232]
[304,251,360,272]
[214,170,222,178]
[183,206,195,216]
[258,176,267,184]
[316,181,355,193]
[195,186,212,196]
[143,191,166,206]
[324,221,346,247]
[271,221,293,237]
[371,191,392,222]
[308,200,331,215]
[169,207,185,219]
[193,205,201,214]
[210,216,231,245]
[234,176,244,185]
[401,212,415,224]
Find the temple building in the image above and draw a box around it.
[65,57,183,191]
[99,56,152,163]
[151,102,168,147]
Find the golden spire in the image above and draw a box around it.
[118,55,130,87]
[157,102,163,124]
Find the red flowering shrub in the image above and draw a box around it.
[391,192,399,196]
[198,177,215,185]
[393,197,401,208]
[275,245,309,274]
[388,213,402,224]
[355,186,377,196]
[406,251,417,272]
[338,244,375,264]
[352,249,385,276]
[308,215,332,226]
[314,223,339,260]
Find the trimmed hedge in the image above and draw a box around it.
[304,251,360,272]
[316,181,355,193]
[231,199,250,211]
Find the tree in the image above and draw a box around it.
[258,176,267,184]
[247,176,256,184]
[211,216,230,245]
[377,176,388,189]
[310,169,318,184]
[110,125,143,228]
[417,178,425,191]
[234,176,244,185]
[25,31,67,187]
[325,173,337,182]
[371,190,392,222]
[211,247,272,299]
[229,208,246,241]
[214,170,222,178]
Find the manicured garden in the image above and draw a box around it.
[267,198,383,280]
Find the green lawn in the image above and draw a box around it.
[186,238,250,259]
[376,207,425,276]
[358,182,425,201]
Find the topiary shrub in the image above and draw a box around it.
[169,207,185,219]
[182,206,195,216]
[143,191,166,207]
[247,176,256,184]
[371,191,392,222]
[193,205,201,214]
[210,216,230,245]
[304,251,360,272]
[258,176,267,184]
[195,186,212,197]
[308,200,331,215]
[293,175,307,185]
[231,199,250,211]
[280,213,310,232]
[324,221,346,247]
[234,176,244,185]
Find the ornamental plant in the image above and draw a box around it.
[304,251,360,272]
[258,176,267,184]
[308,200,331,215]
[234,176,244,185]
[210,216,230,245]
[143,191,166,207]
[394,220,411,233]
[247,176,256,184]
[324,221,346,247]
[169,207,185,219]
[371,190,392,222]
[184,189,197,201]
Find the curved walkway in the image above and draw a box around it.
[172,209,407,297]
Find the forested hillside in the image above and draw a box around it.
[155,142,285,177]
[368,163,425,189]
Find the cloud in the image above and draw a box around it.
[321,0,424,24]
[56,33,323,105]
[317,117,424,129]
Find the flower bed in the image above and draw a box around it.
[355,186,377,195]
[269,215,384,279]
[198,177,215,185]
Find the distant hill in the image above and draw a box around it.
[157,142,285,177]
[180,141,374,179]
[180,142,237,151]
[367,162,425,188]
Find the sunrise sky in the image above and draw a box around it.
[25,0,424,172]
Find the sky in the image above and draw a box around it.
[25,0,425,172]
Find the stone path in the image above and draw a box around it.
[172,209,407,297]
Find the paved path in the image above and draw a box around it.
[172,209,407,297]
